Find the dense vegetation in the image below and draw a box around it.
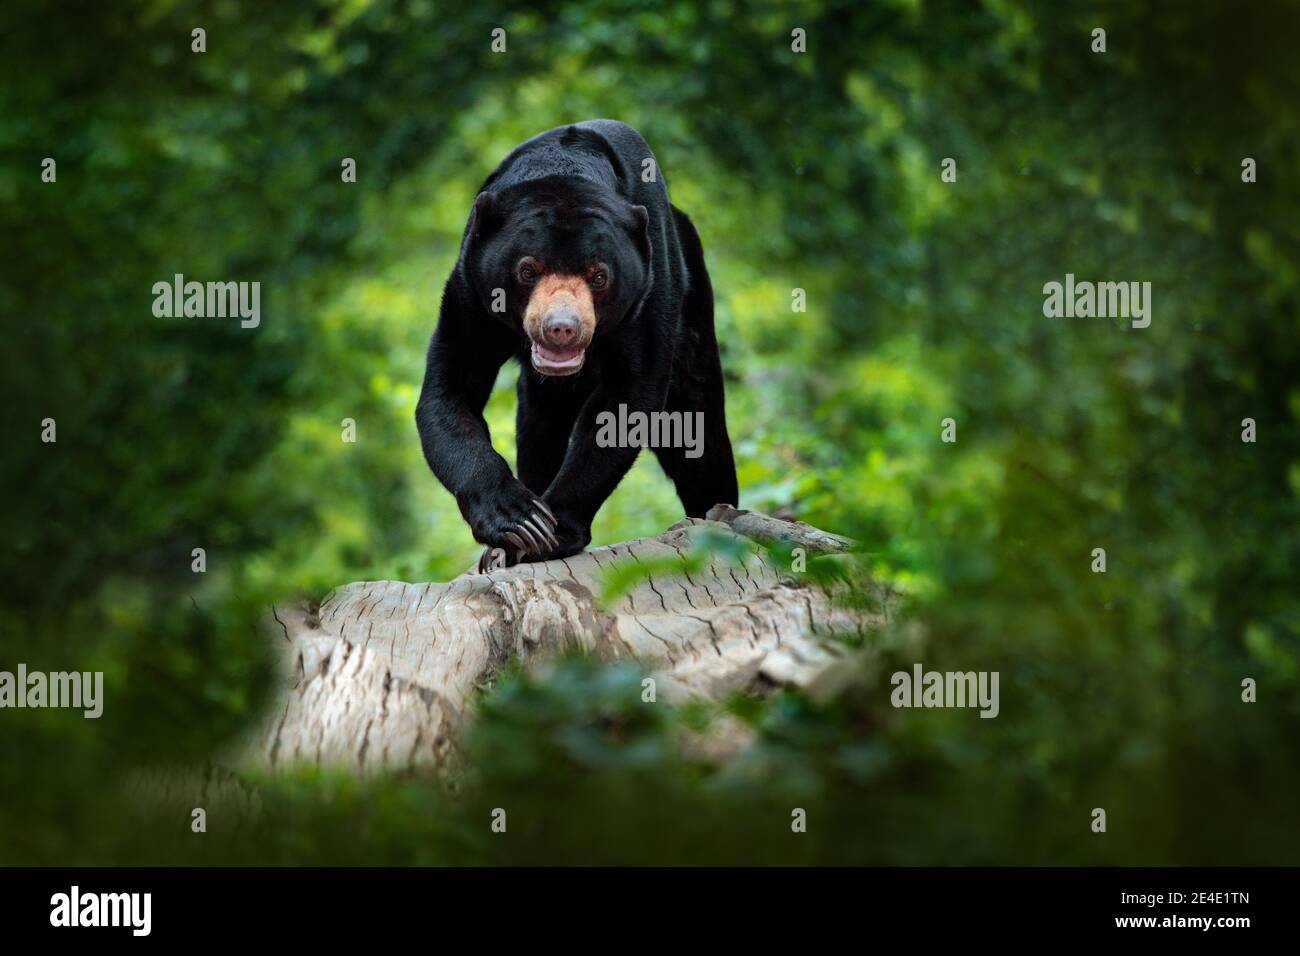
[2,0,1297,864]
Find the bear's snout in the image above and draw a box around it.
[542,308,581,347]
[523,275,595,376]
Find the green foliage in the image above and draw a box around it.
[2,0,1298,864]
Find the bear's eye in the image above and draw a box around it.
[589,265,610,290]
[516,258,541,284]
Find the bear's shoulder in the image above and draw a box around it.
[482,120,654,196]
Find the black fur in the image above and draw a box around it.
[415,120,737,566]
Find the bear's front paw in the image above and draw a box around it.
[459,477,559,561]
[475,511,589,571]
[515,510,590,564]
[475,544,516,573]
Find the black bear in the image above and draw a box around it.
[415,120,737,569]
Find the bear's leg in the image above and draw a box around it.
[655,207,738,517]
[515,371,587,497]
[653,365,738,518]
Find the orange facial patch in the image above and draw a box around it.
[523,275,596,346]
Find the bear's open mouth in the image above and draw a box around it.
[531,341,586,376]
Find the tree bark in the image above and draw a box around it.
[251,509,890,775]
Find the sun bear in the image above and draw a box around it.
[415,120,737,569]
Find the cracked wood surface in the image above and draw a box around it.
[253,511,888,775]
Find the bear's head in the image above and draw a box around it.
[464,177,651,377]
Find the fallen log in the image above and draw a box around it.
[251,508,890,775]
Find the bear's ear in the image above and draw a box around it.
[629,204,650,262]
[469,191,500,240]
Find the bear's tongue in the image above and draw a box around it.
[531,341,585,375]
